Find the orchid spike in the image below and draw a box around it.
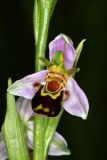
[8,34,89,119]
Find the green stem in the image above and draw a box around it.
[33,1,58,160]
[35,2,51,71]
[34,0,57,71]
[33,115,45,160]
[33,0,40,43]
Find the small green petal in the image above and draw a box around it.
[39,57,52,67]
[74,39,86,67]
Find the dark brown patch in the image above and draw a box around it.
[31,85,63,117]
[33,83,40,87]
[63,90,70,100]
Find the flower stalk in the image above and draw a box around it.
[33,0,59,160]
[34,0,57,71]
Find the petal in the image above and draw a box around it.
[16,97,34,121]
[48,132,71,156]
[49,34,76,69]
[0,133,7,160]
[7,70,48,99]
[63,78,89,119]
[27,123,70,156]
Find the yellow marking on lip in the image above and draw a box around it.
[44,108,49,112]
[34,104,49,113]
[34,104,43,111]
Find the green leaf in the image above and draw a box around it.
[2,78,30,160]
[44,109,63,159]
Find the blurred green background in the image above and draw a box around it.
[0,0,107,160]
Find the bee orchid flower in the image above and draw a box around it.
[7,34,89,119]
[0,97,70,159]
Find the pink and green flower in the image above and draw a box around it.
[7,34,89,119]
